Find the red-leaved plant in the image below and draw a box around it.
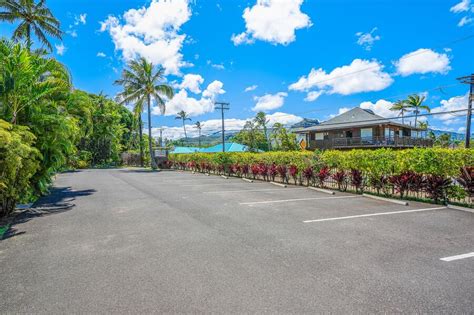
[267,163,278,181]
[425,175,452,203]
[258,163,268,181]
[251,164,260,179]
[277,165,287,184]
[317,166,331,188]
[389,171,415,198]
[241,164,249,178]
[332,170,347,191]
[351,169,364,193]
[289,165,298,185]
[303,166,314,186]
[457,166,473,197]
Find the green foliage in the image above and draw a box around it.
[232,121,268,152]
[270,123,299,151]
[0,119,40,216]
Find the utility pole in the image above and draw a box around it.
[214,102,230,152]
[457,74,474,148]
[158,127,163,147]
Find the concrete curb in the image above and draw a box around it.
[221,175,229,179]
[362,193,409,206]
[271,182,287,188]
[447,204,474,214]
[308,187,335,195]
[242,178,253,183]
[205,173,210,176]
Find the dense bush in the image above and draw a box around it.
[0,120,40,217]
[169,148,474,205]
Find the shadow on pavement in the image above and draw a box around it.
[1,187,95,241]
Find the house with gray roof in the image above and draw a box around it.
[294,107,433,150]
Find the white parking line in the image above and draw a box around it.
[204,188,305,194]
[440,252,474,262]
[240,195,359,205]
[181,183,236,187]
[303,206,446,223]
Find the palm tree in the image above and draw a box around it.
[390,100,411,125]
[194,121,202,147]
[114,57,174,169]
[406,94,430,128]
[254,111,271,150]
[175,110,191,140]
[0,0,63,52]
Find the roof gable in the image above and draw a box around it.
[320,107,385,125]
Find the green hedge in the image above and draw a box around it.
[0,120,41,217]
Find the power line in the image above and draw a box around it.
[457,74,474,148]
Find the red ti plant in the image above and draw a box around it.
[332,170,347,191]
[369,175,389,195]
[302,166,314,186]
[241,164,250,178]
[267,163,278,182]
[389,171,415,198]
[425,175,452,203]
[457,166,474,198]
[258,163,268,181]
[251,164,260,179]
[277,165,288,184]
[231,164,242,177]
[317,166,331,188]
[409,173,426,197]
[289,165,298,185]
[351,169,364,193]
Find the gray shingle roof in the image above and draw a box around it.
[297,107,422,132]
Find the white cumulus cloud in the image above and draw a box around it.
[432,93,469,125]
[458,16,473,26]
[55,43,66,56]
[231,0,312,46]
[359,99,395,118]
[177,74,204,94]
[252,92,288,112]
[244,85,258,92]
[155,80,226,117]
[355,27,380,51]
[100,0,191,75]
[304,91,323,102]
[289,59,393,95]
[450,0,471,13]
[395,48,451,76]
[97,52,106,57]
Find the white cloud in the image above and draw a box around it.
[458,16,473,26]
[55,43,66,56]
[202,80,226,99]
[289,59,393,95]
[232,0,312,46]
[244,85,258,92]
[211,63,225,70]
[67,30,78,37]
[100,0,191,75]
[395,48,451,76]
[450,0,471,13]
[304,90,323,102]
[155,80,226,117]
[75,13,87,25]
[177,74,204,94]
[252,92,288,112]
[431,93,468,124]
[359,99,395,118]
[153,111,302,139]
[355,27,380,51]
[97,52,106,57]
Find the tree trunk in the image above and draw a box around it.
[147,95,156,169]
[198,129,201,147]
[138,116,144,167]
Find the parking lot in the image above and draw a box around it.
[1,168,473,313]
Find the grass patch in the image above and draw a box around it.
[0,224,10,239]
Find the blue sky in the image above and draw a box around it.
[1,0,473,139]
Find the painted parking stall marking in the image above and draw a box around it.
[240,195,359,205]
[204,188,305,194]
[440,252,474,262]
[303,206,446,223]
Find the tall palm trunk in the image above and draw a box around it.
[147,95,156,169]
[400,110,404,125]
[182,119,187,139]
[138,116,144,167]
[414,108,419,128]
[26,25,31,51]
[198,129,201,147]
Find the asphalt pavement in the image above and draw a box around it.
[0,168,473,313]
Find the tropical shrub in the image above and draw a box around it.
[0,120,40,217]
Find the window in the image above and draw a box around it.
[360,128,372,139]
[315,132,324,140]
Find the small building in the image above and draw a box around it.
[295,107,433,150]
[170,142,249,154]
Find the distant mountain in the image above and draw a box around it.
[172,130,238,147]
[290,118,320,129]
[428,129,471,141]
